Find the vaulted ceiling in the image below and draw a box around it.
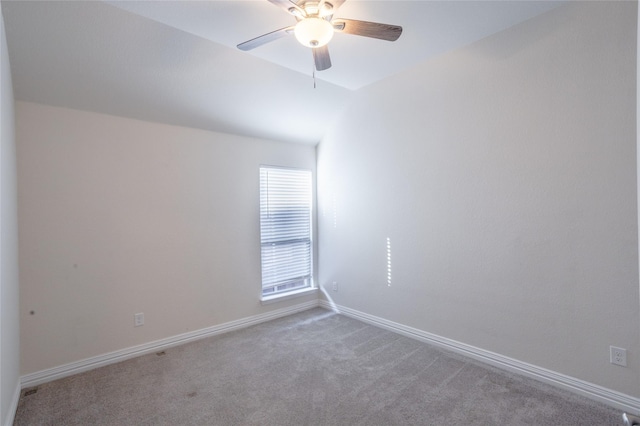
[1,1,563,145]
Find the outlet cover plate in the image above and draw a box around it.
[610,346,627,367]
[134,313,144,327]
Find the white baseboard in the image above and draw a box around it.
[18,299,640,416]
[319,300,640,415]
[3,380,20,426]
[21,300,319,389]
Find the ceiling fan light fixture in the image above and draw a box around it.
[288,7,304,18]
[294,17,334,48]
[319,2,334,17]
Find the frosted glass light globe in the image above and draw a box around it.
[294,18,334,48]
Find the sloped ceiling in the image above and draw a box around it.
[1,0,563,145]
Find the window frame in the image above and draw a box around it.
[259,165,315,302]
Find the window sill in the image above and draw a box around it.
[260,287,318,305]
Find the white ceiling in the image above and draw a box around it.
[1,0,563,145]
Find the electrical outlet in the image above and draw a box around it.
[610,346,627,367]
[332,281,338,292]
[134,313,144,327]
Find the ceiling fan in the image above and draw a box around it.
[237,0,403,71]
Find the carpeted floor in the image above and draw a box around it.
[14,308,623,425]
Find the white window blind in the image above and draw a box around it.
[259,167,313,297]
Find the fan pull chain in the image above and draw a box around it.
[313,66,316,89]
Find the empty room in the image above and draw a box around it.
[1,0,639,424]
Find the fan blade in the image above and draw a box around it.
[237,26,294,51]
[333,19,402,41]
[313,45,331,71]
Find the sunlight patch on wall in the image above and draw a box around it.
[387,237,392,286]
[333,193,337,229]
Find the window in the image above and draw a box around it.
[259,166,313,298]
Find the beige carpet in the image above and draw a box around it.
[14,308,623,425]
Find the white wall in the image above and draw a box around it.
[17,102,317,375]
[0,6,20,426]
[318,1,639,398]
